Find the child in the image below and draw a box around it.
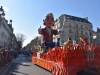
[64,38,73,48]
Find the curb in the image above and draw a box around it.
[0,59,14,74]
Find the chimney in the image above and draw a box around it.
[9,20,12,25]
[6,20,8,24]
[85,17,88,20]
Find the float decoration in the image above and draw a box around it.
[32,13,100,75]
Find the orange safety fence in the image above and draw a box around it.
[32,45,100,75]
[51,64,85,75]
[0,50,13,67]
[94,46,100,64]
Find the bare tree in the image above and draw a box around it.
[16,33,26,49]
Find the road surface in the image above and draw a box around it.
[1,54,98,75]
[2,54,53,75]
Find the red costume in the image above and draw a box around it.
[41,27,57,42]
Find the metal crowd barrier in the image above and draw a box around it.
[0,50,13,68]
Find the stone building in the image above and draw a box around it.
[53,14,94,45]
[0,18,14,48]
[96,27,100,45]
[0,6,16,49]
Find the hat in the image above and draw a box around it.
[45,13,54,19]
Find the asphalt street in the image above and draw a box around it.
[1,54,99,75]
[2,54,53,75]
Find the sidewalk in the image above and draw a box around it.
[0,59,13,74]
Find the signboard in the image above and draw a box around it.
[87,50,94,61]
[37,51,42,59]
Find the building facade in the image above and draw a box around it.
[53,14,94,45]
[0,18,13,48]
[96,27,100,45]
[0,6,16,49]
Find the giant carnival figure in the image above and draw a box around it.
[38,13,61,53]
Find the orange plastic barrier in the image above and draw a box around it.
[32,47,87,74]
[42,47,86,67]
[85,46,100,69]
[32,57,53,71]
[51,64,85,75]
[94,46,100,64]
[32,45,100,75]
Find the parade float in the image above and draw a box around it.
[32,13,100,75]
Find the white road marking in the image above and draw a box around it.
[22,63,26,64]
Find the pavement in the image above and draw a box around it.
[1,54,53,75]
[0,54,100,75]
[0,59,13,74]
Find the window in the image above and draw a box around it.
[90,32,92,36]
[56,24,58,28]
[85,26,88,29]
[69,23,71,27]
[58,23,60,28]
[90,38,92,43]
[66,17,69,19]
[56,24,57,29]
[98,40,99,44]
[81,25,83,29]
[62,29,64,33]
[85,32,87,35]
[69,29,72,33]
[97,35,99,39]
[90,25,92,28]
[61,36,65,43]
[81,31,83,35]
[76,30,78,34]
[76,24,78,28]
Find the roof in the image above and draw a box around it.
[97,27,100,33]
[59,14,92,24]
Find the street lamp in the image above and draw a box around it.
[93,35,97,46]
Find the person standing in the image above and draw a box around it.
[64,38,73,48]
[56,38,60,47]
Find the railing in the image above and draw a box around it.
[0,50,13,68]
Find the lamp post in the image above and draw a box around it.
[93,35,97,46]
